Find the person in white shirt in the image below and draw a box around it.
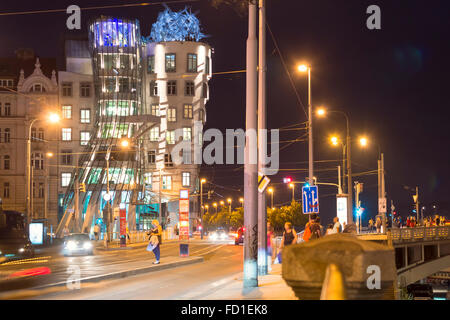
[332,217,341,233]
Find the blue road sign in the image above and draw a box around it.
[302,185,319,214]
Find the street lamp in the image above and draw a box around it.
[200,178,206,240]
[205,204,209,213]
[267,187,274,209]
[289,183,295,202]
[239,197,244,205]
[220,200,224,207]
[297,64,314,186]
[359,137,368,148]
[27,112,60,221]
[317,108,353,224]
[213,202,218,214]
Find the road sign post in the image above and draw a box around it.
[302,185,319,215]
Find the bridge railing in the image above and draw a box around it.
[389,226,449,242]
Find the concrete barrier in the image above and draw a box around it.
[282,233,397,300]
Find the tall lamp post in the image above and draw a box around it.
[26,113,60,223]
[289,183,295,202]
[297,64,314,186]
[200,178,206,240]
[213,202,218,214]
[317,108,353,224]
[227,198,232,229]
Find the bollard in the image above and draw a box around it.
[282,233,397,300]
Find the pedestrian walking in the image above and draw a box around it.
[147,220,162,264]
[94,224,100,241]
[267,222,275,270]
[376,217,382,233]
[309,217,322,240]
[368,218,374,231]
[276,222,298,264]
[303,214,317,242]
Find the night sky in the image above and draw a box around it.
[1,0,449,226]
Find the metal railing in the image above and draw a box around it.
[389,226,449,243]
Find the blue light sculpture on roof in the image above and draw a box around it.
[147,6,206,42]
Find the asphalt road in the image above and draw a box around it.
[14,241,243,300]
[0,239,241,298]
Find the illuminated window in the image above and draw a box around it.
[183,104,193,119]
[167,80,177,95]
[165,54,176,72]
[167,107,176,122]
[183,127,192,141]
[149,127,159,141]
[31,153,44,170]
[187,53,197,72]
[61,173,71,187]
[62,105,72,119]
[62,128,72,141]
[80,131,90,145]
[144,172,152,187]
[182,172,190,187]
[166,130,175,144]
[80,109,91,123]
[38,128,44,140]
[151,104,160,116]
[185,81,195,96]
[162,175,172,190]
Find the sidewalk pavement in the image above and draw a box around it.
[178,263,297,300]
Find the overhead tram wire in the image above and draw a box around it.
[0,1,201,16]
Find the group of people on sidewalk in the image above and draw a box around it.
[391,215,447,228]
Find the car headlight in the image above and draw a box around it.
[210,233,218,240]
[18,248,25,253]
[66,241,77,250]
[220,233,227,239]
[83,242,93,249]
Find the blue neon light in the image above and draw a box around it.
[148,6,206,42]
[94,18,137,48]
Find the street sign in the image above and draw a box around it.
[302,185,319,214]
[378,197,387,213]
[258,172,270,193]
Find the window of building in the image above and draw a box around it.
[62,82,72,97]
[119,78,129,93]
[31,128,37,140]
[62,128,72,141]
[147,150,156,164]
[105,78,115,92]
[150,81,158,96]
[0,79,13,87]
[39,183,44,198]
[3,182,10,198]
[61,173,71,187]
[205,56,210,74]
[38,128,44,141]
[30,84,46,92]
[198,109,204,122]
[0,128,2,143]
[182,149,191,164]
[61,150,72,165]
[4,103,11,116]
[185,81,195,96]
[4,155,10,170]
[165,53,176,72]
[162,175,172,190]
[183,127,192,141]
[167,107,176,122]
[147,55,155,73]
[164,153,173,167]
[4,128,10,143]
[151,104,160,117]
[182,172,191,187]
[144,172,152,187]
[80,109,91,123]
[62,105,72,119]
[80,83,91,97]
[166,130,175,144]
[187,53,197,72]
[183,104,193,119]
[202,83,208,98]
[31,153,44,170]
[120,55,130,69]
[80,131,90,145]
[149,127,159,142]
[198,131,203,146]
[167,80,177,95]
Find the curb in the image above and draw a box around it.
[34,256,204,290]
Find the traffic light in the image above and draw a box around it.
[79,182,86,192]
[283,177,292,184]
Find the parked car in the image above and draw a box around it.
[0,230,34,262]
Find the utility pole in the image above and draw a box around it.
[380,153,386,233]
[74,174,79,233]
[415,186,419,222]
[308,67,313,186]
[257,0,268,277]
[243,0,258,288]
[346,122,352,224]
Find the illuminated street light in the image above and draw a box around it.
[213,202,218,214]
[267,188,274,208]
[297,64,308,72]
[359,137,368,147]
[289,183,295,202]
[331,136,339,146]
[239,197,244,205]
[46,152,54,158]
[48,113,60,123]
[317,108,326,116]
[119,137,130,148]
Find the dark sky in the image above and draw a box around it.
[1,0,449,225]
